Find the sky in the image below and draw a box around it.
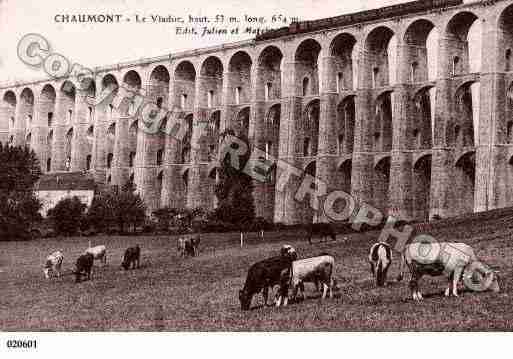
[0,0,421,84]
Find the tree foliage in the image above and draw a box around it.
[47,196,87,236]
[213,130,255,226]
[87,182,147,234]
[0,143,42,240]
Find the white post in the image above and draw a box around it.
[240,232,244,248]
[260,230,264,240]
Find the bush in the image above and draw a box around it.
[47,196,87,236]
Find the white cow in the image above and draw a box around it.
[43,251,64,279]
[276,255,335,307]
[398,242,500,301]
[85,245,107,265]
[368,242,392,287]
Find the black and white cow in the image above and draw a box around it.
[398,242,500,301]
[276,255,335,306]
[74,253,94,283]
[368,242,392,287]
[121,245,140,270]
[43,250,64,279]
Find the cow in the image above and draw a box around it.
[74,253,94,283]
[177,234,201,257]
[121,245,140,270]
[368,242,392,287]
[398,242,500,301]
[307,223,336,244]
[43,250,64,279]
[239,252,296,311]
[276,255,335,307]
[85,245,107,265]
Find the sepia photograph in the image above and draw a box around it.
[1,0,513,354]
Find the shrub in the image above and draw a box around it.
[47,196,87,236]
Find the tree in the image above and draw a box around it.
[153,207,179,232]
[47,196,87,236]
[0,143,42,241]
[87,182,147,234]
[214,130,255,226]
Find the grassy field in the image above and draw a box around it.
[1,217,513,331]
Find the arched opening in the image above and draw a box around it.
[404,19,438,83]
[453,82,476,147]
[156,170,164,205]
[39,87,56,157]
[446,12,481,76]
[59,81,76,128]
[506,84,513,144]
[295,39,322,96]
[498,5,513,73]
[65,128,73,170]
[101,74,119,114]
[258,46,283,101]
[235,107,250,139]
[18,88,35,143]
[337,159,352,194]
[128,120,138,168]
[374,92,393,152]
[2,91,16,144]
[413,88,433,149]
[149,66,170,169]
[330,33,357,90]
[26,133,32,147]
[179,114,193,164]
[207,111,221,161]
[174,61,196,110]
[86,154,92,171]
[454,151,475,215]
[200,56,223,108]
[413,154,432,221]
[182,169,189,205]
[156,149,164,166]
[229,51,252,105]
[364,26,396,88]
[107,153,114,169]
[337,96,355,154]
[121,71,142,116]
[46,158,52,172]
[86,125,94,142]
[373,156,391,214]
[129,152,136,168]
[302,99,320,157]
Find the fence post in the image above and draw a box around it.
[240,232,244,248]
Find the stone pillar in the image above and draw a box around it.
[430,36,454,219]
[135,81,168,213]
[32,94,53,172]
[274,61,304,224]
[14,96,32,147]
[351,89,374,206]
[0,101,13,144]
[92,102,109,183]
[71,90,92,171]
[476,20,501,212]
[112,109,131,187]
[317,56,339,221]
[51,92,74,171]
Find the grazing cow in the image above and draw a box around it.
[239,255,295,310]
[177,235,201,257]
[85,245,107,265]
[121,245,140,270]
[43,250,64,279]
[398,242,500,301]
[276,255,335,306]
[368,242,392,287]
[74,253,94,283]
[307,223,336,244]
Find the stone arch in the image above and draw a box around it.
[179,114,193,164]
[302,99,320,157]
[336,96,355,154]
[228,51,252,105]
[505,83,513,144]
[330,33,357,91]
[200,56,224,108]
[19,88,35,135]
[59,81,76,127]
[207,110,221,161]
[174,61,196,110]
[257,45,283,101]
[499,5,513,72]
[445,11,481,75]
[412,154,432,221]
[413,86,434,149]
[182,168,190,205]
[128,119,138,163]
[120,70,142,115]
[149,65,170,106]
[100,73,119,108]
[264,103,281,159]
[40,85,56,127]
[364,26,396,88]
[404,19,438,83]
[453,151,475,215]
[453,81,477,147]
[295,39,322,96]
[373,91,393,152]
[373,156,391,213]
[86,125,94,141]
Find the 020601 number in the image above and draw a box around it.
[6,339,37,349]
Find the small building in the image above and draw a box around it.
[35,171,96,217]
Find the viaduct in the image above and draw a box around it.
[1,0,513,224]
